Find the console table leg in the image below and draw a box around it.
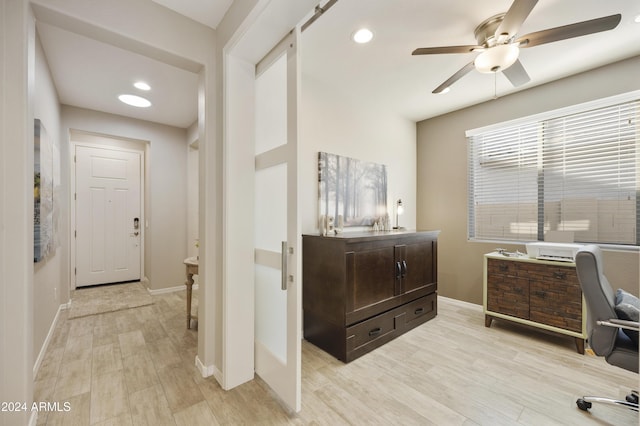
[485,315,493,328]
[185,276,194,329]
[575,337,585,354]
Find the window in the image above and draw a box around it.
[467,94,639,246]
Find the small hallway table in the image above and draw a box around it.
[183,256,199,329]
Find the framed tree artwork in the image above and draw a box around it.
[318,152,388,228]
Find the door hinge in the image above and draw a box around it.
[74,230,77,238]
[74,267,77,275]
[74,155,76,163]
[74,193,77,200]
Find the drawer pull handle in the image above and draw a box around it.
[369,327,382,337]
[554,271,566,280]
[415,307,425,315]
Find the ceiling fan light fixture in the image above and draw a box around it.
[474,44,519,73]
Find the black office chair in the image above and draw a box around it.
[574,244,639,412]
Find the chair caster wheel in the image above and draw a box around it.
[577,398,592,411]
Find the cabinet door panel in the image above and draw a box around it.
[401,241,435,294]
[347,247,396,313]
[486,272,530,320]
[529,266,582,332]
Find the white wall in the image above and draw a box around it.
[417,56,640,305]
[33,29,65,370]
[186,121,199,260]
[61,106,189,292]
[1,3,35,425]
[300,75,417,234]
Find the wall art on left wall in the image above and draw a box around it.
[34,118,58,262]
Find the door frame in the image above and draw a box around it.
[221,0,315,406]
[70,136,145,290]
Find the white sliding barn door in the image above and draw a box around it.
[253,30,302,412]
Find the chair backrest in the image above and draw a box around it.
[575,245,618,356]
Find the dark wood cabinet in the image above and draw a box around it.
[484,253,586,354]
[303,231,439,362]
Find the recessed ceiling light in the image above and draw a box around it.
[118,94,151,108]
[352,28,373,44]
[634,14,640,23]
[134,81,151,91]
[439,87,451,94]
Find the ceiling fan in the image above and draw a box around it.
[412,0,621,94]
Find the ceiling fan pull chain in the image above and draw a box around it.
[493,72,498,100]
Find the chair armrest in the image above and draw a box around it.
[597,319,640,332]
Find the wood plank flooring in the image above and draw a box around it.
[34,291,638,425]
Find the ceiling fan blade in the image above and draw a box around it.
[432,61,475,94]
[517,14,621,48]
[502,59,530,87]
[412,45,481,55]
[495,0,539,38]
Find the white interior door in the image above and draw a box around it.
[254,31,301,412]
[75,145,142,287]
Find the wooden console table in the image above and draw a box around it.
[483,252,586,354]
[183,257,198,329]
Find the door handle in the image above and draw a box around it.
[396,261,402,279]
[401,260,407,278]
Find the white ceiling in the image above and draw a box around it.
[302,0,640,122]
[35,0,640,129]
[150,0,234,29]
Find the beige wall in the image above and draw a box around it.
[62,106,190,292]
[417,56,640,305]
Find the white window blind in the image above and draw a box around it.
[468,98,639,246]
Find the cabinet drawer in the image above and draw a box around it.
[346,309,398,354]
[404,293,437,329]
[487,259,518,276]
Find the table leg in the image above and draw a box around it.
[186,272,194,329]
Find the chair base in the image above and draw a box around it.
[577,391,639,412]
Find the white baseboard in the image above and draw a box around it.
[439,295,483,311]
[33,302,69,378]
[29,410,38,426]
[195,355,222,383]
[146,283,198,296]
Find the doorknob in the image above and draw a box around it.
[133,217,140,229]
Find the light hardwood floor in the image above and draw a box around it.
[34,291,639,425]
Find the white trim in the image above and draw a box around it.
[28,411,38,426]
[466,90,640,137]
[438,295,483,312]
[195,354,222,382]
[33,302,69,378]
[146,284,198,296]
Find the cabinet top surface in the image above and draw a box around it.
[303,229,440,243]
[485,251,576,267]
